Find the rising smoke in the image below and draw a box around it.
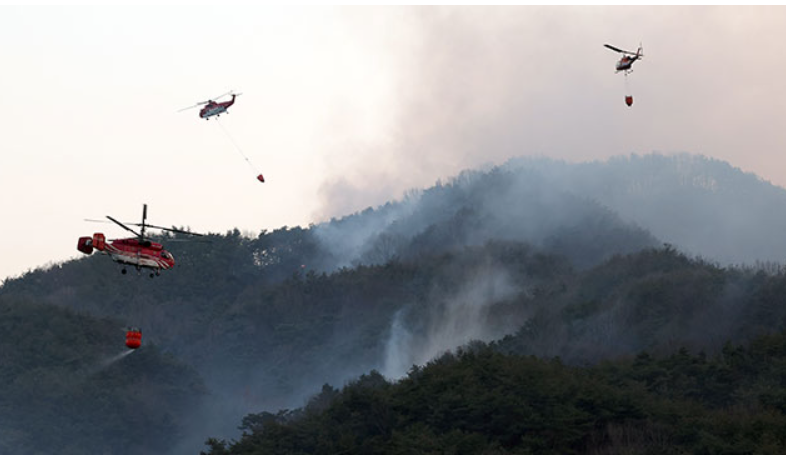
[381,262,526,379]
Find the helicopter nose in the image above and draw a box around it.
[163,250,175,266]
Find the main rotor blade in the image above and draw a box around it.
[144,223,205,237]
[604,44,637,55]
[106,216,142,237]
[212,91,233,100]
[178,101,209,112]
[178,91,238,112]
[86,218,140,226]
[85,218,116,224]
[124,222,204,237]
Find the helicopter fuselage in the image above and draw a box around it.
[77,233,175,272]
[105,238,175,270]
[615,55,638,72]
[199,95,236,119]
[78,204,202,276]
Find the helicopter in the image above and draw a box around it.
[77,204,204,278]
[179,91,242,120]
[604,43,643,75]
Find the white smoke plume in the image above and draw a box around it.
[381,263,525,379]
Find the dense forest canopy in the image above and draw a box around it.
[207,332,786,454]
[2,153,786,453]
[0,300,205,454]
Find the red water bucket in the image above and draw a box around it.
[625,95,633,107]
[125,329,142,349]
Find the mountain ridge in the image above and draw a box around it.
[3,152,786,453]
[502,153,786,264]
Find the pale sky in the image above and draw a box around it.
[2,6,786,281]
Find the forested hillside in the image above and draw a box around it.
[504,153,786,264]
[312,165,657,269]
[2,154,786,453]
[207,332,786,454]
[0,299,205,453]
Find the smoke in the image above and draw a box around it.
[502,154,786,265]
[312,190,422,269]
[381,309,414,379]
[312,7,786,232]
[381,263,525,379]
[313,7,631,222]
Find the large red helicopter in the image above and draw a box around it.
[77,204,204,277]
[604,43,643,75]
[179,91,242,120]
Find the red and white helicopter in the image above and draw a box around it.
[77,204,204,277]
[179,91,242,120]
[604,43,643,75]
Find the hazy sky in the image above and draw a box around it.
[2,6,786,281]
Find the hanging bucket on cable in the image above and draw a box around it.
[125,328,142,349]
[625,95,633,107]
[215,120,265,184]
